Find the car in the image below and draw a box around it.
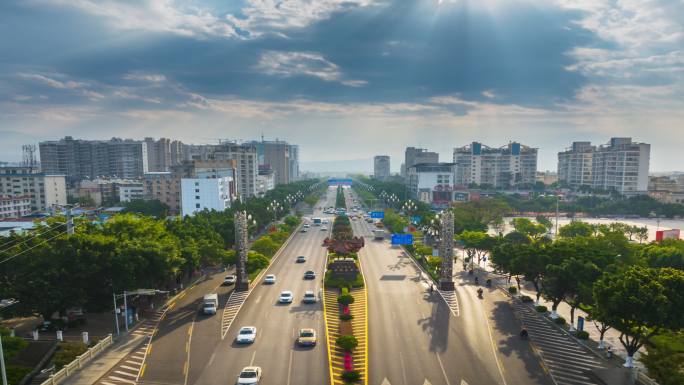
[263,274,276,284]
[236,366,262,384]
[300,228,308,233]
[296,255,306,263]
[279,291,293,303]
[296,328,317,346]
[302,290,317,303]
[304,271,316,280]
[321,226,328,231]
[322,219,329,224]
[304,223,311,228]
[223,275,236,286]
[236,326,257,344]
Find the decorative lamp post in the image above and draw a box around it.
[438,210,455,291]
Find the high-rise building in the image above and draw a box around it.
[245,139,299,185]
[403,147,439,178]
[591,138,650,194]
[39,136,148,183]
[373,155,390,180]
[0,166,67,211]
[0,196,32,218]
[557,142,594,188]
[143,172,181,214]
[453,142,538,189]
[557,138,650,194]
[144,137,185,172]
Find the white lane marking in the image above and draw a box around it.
[286,349,293,385]
[208,351,216,366]
[435,353,451,385]
[461,380,469,385]
[399,351,408,385]
[480,295,508,385]
[255,295,261,304]
[381,379,391,385]
[249,350,256,366]
[423,380,433,385]
[107,376,135,384]
[114,371,137,378]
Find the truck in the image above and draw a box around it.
[313,218,322,226]
[202,293,219,315]
[373,229,385,241]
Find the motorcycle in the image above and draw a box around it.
[485,279,492,287]
[520,328,529,340]
[474,277,479,285]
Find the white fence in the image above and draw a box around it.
[40,334,113,385]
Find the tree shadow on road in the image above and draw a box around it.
[416,292,451,354]
[489,299,554,385]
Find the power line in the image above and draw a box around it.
[0,222,66,253]
[0,229,69,266]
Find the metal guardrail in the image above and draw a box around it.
[39,334,113,385]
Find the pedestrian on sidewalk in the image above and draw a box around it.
[430,284,434,294]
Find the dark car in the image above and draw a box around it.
[304,270,316,280]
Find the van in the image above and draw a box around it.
[202,293,219,315]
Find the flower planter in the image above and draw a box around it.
[339,319,354,336]
[344,352,353,370]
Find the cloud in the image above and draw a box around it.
[123,73,167,83]
[37,0,237,38]
[255,51,367,86]
[227,0,374,38]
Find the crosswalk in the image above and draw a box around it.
[221,290,249,339]
[437,289,460,317]
[96,340,149,385]
[512,301,605,385]
[130,309,166,338]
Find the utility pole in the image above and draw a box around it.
[113,293,120,335]
[555,195,559,237]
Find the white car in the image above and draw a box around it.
[279,291,293,304]
[263,274,276,284]
[236,366,262,384]
[236,326,257,344]
[321,226,328,231]
[223,275,236,286]
[304,223,311,228]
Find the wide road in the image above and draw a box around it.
[188,188,336,385]
[346,188,553,385]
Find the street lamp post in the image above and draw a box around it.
[1,299,19,385]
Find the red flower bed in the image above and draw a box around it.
[344,352,353,370]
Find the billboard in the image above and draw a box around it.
[328,178,353,186]
[656,229,680,241]
[371,211,385,219]
[391,233,414,245]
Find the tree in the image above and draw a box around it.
[510,218,547,239]
[251,237,279,258]
[641,331,684,385]
[593,267,684,367]
[558,221,595,238]
[458,231,496,266]
[535,215,553,231]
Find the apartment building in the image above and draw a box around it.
[373,155,390,180]
[403,147,439,178]
[591,138,650,194]
[119,182,145,203]
[188,143,258,199]
[406,163,457,208]
[39,136,148,183]
[144,137,185,172]
[256,166,276,197]
[0,166,67,211]
[245,139,300,185]
[143,172,181,214]
[558,142,594,188]
[558,138,650,194]
[181,177,233,217]
[453,142,538,189]
[0,196,32,218]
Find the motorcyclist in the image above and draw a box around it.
[474,276,479,285]
[486,279,492,287]
[477,288,483,298]
[520,328,529,339]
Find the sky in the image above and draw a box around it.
[0,0,683,172]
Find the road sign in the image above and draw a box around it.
[371,211,384,219]
[391,233,413,245]
[577,316,584,332]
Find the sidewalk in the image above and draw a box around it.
[60,333,146,385]
[466,257,642,368]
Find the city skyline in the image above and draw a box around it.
[1,1,683,171]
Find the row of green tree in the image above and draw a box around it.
[463,219,684,384]
[336,185,346,209]
[0,180,323,321]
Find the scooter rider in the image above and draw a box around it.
[477,288,483,298]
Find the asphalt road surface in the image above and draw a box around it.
[346,188,553,385]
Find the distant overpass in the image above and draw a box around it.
[328,178,353,186]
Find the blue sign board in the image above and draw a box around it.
[391,234,414,245]
[577,316,585,332]
[327,178,353,186]
[410,216,421,224]
[371,211,385,219]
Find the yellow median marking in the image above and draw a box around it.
[168,301,176,310]
[183,361,188,375]
[178,292,187,299]
[139,363,147,379]
[146,343,153,356]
